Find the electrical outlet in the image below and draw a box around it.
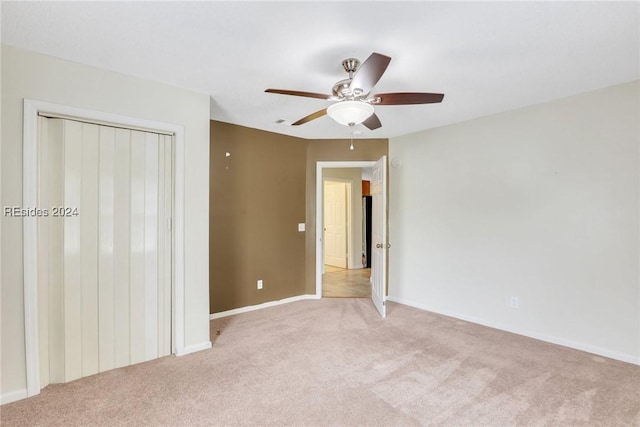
[257,279,263,290]
[510,296,519,309]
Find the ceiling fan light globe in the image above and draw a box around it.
[327,101,374,126]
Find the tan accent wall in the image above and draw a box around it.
[210,121,307,313]
[210,121,387,313]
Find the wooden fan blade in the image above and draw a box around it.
[373,92,444,105]
[292,108,328,126]
[362,113,382,130]
[349,53,391,95]
[265,89,332,100]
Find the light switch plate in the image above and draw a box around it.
[298,223,305,232]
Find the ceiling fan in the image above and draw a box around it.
[265,52,444,130]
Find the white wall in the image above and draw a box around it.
[1,45,211,399]
[324,168,364,269]
[389,80,639,363]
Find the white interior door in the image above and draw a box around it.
[37,117,172,387]
[371,156,387,317]
[324,181,348,268]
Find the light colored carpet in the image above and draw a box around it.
[2,298,639,426]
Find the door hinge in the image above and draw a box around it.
[166,218,172,231]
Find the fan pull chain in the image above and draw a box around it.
[349,124,355,150]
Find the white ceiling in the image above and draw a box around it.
[2,1,638,139]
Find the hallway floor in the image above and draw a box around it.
[322,266,371,298]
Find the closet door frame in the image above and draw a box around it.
[22,99,186,398]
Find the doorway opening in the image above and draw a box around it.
[316,161,376,300]
[322,174,371,298]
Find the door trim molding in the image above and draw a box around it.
[22,99,186,398]
[316,161,375,298]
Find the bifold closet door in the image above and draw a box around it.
[38,117,172,387]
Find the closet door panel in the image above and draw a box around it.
[158,135,172,356]
[144,133,159,361]
[80,123,100,378]
[63,120,83,383]
[129,130,147,365]
[98,125,116,372]
[113,128,132,368]
[47,119,65,384]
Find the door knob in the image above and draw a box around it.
[376,243,383,248]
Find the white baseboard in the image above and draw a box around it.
[210,294,320,320]
[387,296,640,366]
[179,341,212,356]
[1,389,28,405]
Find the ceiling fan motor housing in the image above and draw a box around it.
[332,78,354,98]
[332,57,366,99]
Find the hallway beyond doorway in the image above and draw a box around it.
[322,266,371,298]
